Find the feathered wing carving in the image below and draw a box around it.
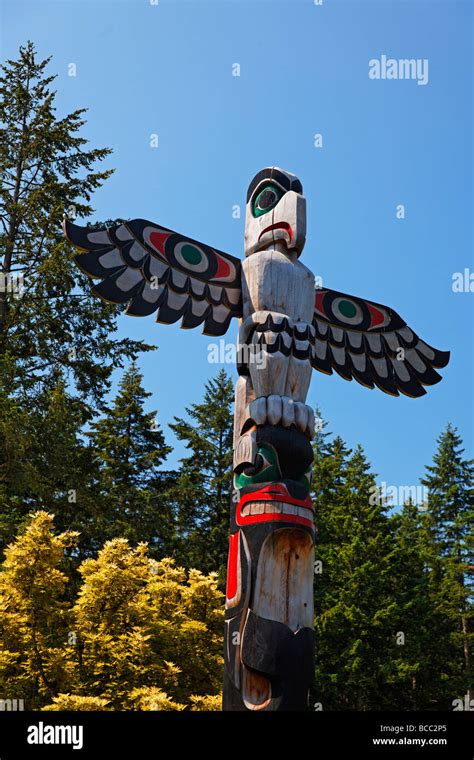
[64,218,242,336]
[312,288,450,397]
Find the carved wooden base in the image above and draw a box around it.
[223,424,315,711]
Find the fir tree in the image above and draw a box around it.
[388,501,446,709]
[0,367,103,557]
[87,364,174,554]
[312,438,397,709]
[421,424,473,560]
[170,369,234,576]
[0,42,152,412]
[421,424,473,706]
[0,353,38,546]
[0,41,155,548]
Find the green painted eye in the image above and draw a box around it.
[252,183,283,217]
[234,444,281,489]
[180,244,202,266]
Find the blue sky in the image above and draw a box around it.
[1,0,472,498]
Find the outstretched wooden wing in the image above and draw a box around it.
[312,288,450,397]
[64,218,242,336]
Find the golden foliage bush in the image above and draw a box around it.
[0,512,223,710]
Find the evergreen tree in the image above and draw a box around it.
[87,364,175,554]
[170,369,234,576]
[0,366,103,558]
[312,438,397,709]
[388,501,446,709]
[0,41,152,411]
[421,424,473,706]
[421,425,473,560]
[0,354,38,546]
[0,41,155,549]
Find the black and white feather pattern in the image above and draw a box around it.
[64,218,243,336]
[312,288,450,397]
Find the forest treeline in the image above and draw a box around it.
[0,43,472,711]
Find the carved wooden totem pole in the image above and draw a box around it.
[64,166,450,711]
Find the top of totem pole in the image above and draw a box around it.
[244,166,307,259]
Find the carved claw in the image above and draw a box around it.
[248,396,314,439]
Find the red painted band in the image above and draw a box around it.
[226,531,240,600]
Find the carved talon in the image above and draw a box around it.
[248,396,314,438]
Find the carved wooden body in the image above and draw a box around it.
[225,168,316,710]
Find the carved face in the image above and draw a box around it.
[244,166,306,258]
[233,430,314,536]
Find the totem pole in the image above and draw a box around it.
[64,166,450,711]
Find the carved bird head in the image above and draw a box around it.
[244,166,306,258]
